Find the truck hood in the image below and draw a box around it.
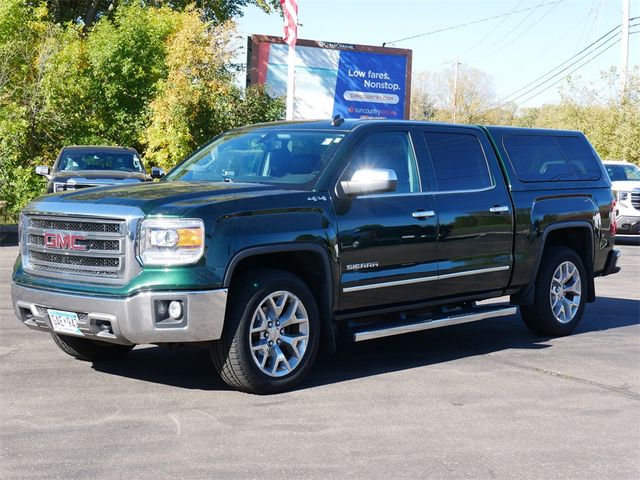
[53,170,149,182]
[35,181,299,216]
[610,180,640,191]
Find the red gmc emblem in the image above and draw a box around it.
[43,232,87,251]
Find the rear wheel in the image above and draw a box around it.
[521,246,587,336]
[51,333,134,361]
[211,269,320,394]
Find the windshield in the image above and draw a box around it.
[165,129,345,186]
[57,149,145,173]
[605,163,640,181]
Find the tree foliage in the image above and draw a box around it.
[514,68,640,165]
[143,12,282,170]
[36,0,280,29]
[410,65,516,125]
[0,1,283,221]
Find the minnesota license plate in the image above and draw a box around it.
[48,309,83,336]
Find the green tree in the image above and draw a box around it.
[515,69,640,165]
[0,1,284,221]
[143,12,282,170]
[85,5,179,149]
[0,0,54,220]
[38,0,280,30]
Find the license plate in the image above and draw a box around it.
[48,309,83,336]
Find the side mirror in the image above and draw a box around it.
[35,165,50,179]
[151,167,165,179]
[340,168,398,196]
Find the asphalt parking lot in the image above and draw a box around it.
[1,239,638,479]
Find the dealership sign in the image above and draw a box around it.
[247,36,412,120]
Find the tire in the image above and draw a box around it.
[51,333,134,361]
[211,269,320,394]
[521,246,587,336]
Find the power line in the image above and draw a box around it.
[488,23,622,108]
[510,8,593,73]
[509,39,621,107]
[382,1,561,47]
[456,0,525,59]
[576,0,601,51]
[471,0,563,63]
[489,33,621,109]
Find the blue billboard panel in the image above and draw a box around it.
[249,36,411,120]
[333,51,407,119]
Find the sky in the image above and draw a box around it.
[236,0,639,108]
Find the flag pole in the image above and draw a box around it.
[281,0,298,120]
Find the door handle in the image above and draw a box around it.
[412,210,436,219]
[489,206,509,213]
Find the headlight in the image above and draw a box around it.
[139,218,205,266]
[618,191,630,203]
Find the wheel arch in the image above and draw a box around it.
[512,221,596,305]
[223,243,337,353]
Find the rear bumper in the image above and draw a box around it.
[11,283,227,345]
[601,249,621,277]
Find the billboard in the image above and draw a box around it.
[247,35,412,120]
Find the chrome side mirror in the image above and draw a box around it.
[150,167,165,179]
[340,168,398,196]
[35,165,51,179]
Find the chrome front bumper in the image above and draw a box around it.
[12,283,228,346]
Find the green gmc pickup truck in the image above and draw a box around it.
[12,120,620,394]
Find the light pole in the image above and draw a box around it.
[620,0,630,99]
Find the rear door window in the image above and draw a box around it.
[423,132,493,192]
[503,135,601,182]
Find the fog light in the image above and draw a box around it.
[168,301,183,320]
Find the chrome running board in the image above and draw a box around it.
[352,305,517,342]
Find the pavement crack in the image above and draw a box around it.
[486,355,640,400]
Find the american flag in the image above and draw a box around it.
[280,0,298,47]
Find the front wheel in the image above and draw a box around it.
[521,246,587,336]
[211,269,320,394]
[51,333,134,361]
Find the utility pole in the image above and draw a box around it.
[452,59,460,123]
[620,0,630,99]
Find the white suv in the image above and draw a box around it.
[604,160,640,234]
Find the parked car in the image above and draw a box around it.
[603,160,640,234]
[13,120,620,394]
[35,146,152,193]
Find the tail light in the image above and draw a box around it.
[610,199,617,235]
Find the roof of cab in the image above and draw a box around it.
[482,125,583,136]
[236,119,583,137]
[236,118,488,133]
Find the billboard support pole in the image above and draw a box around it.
[286,45,296,120]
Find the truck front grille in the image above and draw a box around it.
[30,218,121,233]
[24,215,128,283]
[631,191,640,209]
